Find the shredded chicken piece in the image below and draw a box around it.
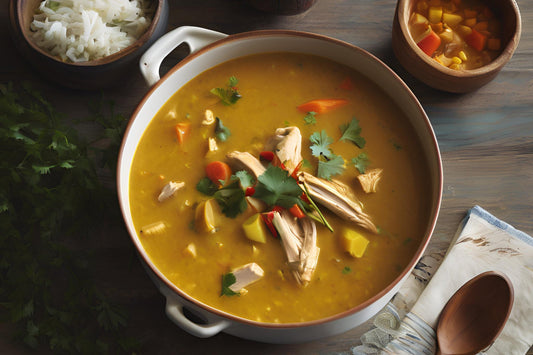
[298,172,378,233]
[207,137,218,152]
[202,109,215,125]
[357,168,383,193]
[272,210,319,287]
[226,151,266,179]
[267,126,303,175]
[158,181,185,202]
[229,262,265,293]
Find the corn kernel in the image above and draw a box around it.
[452,56,462,64]
[449,63,461,70]
[458,51,467,61]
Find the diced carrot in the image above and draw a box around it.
[205,161,232,186]
[465,29,487,51]
[271,205,284,213]
[289,204,306,219]
[297,99,348,114]
[339,77,354,90]
[175,122,190,144]
[417,30,441,56]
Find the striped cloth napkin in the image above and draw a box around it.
[353,205,533,355]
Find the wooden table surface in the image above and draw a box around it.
[2,0,532,353]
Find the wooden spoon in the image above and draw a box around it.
[436,271,514,355]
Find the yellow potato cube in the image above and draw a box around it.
[428,6,443,24]
[442,13,463,27]
[340,229,369,258]
[242,213,268,243]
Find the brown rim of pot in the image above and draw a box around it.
[13,0,165,66]
[117,29,443,329]
[395,0,522,79]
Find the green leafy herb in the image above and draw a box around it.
[196,177,218,196]
[318,154,345,180]
[0,83,135,353]
[233,170,255,189]
[304,111,317,125]
[342,266,352,274]
[221,272,239,296]
[215,117,231,142]
[213,180,247,218]
[310,130,334,158]
[309,130,345,180]
[340,118,366,148]
[352,152,370,174]
[253,166,303,208]
[210,76,242,105]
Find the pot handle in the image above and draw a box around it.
[140,26,228,87]
[163,290,231,338]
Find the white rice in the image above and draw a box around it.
[30,0,153,62]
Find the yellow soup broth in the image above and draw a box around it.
[129,52,432,323]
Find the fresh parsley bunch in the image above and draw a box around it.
[0,83,134,353]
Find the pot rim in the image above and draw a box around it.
[118,28,443,329]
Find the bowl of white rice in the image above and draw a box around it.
[8,0,168,89]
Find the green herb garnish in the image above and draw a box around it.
[253,166,303,208]
[233,170,255,189]
[221,272,239,296]
[309,130,345,180]
[342,266,352,274]
[210,76,242,105]
[340,117,366,148]
[215,117,231,141]
[0,83,135,353]
[304,111,317,125]
[196,177,219,196]
[213,180,248,218]
[352,152,370,174]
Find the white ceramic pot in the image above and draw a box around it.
[117,26,443,343]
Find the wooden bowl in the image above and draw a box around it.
[392,0,521,93]
[8,0,169,90]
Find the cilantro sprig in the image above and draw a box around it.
[309,130,345,180]
[221,272,239,296]
[352,152,370,174]
[210,76,242,105]
[253,166,304,209]
[340,117,366,148]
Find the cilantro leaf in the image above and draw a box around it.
[340,118,366,148]
[253,166,303,208]
[318,154,345,180]
[215,117,231,142]
[196,177,218,196]
[221,272,239,296]
[233,170,255,189]
[304,111,317,125]
[210,76,242,105]
[352,152,370,174]
[213,180,247,218]
[310,130,334,158]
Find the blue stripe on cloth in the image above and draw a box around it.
[469,205,533,246]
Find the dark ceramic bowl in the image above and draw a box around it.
[8,0,169,90]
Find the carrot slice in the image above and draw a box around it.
[205,161,232,186]
[465,29,487,52]
[289,204,306,219]
[417,30,441,56]
[175,122,190,144]
[297,99,348,114]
